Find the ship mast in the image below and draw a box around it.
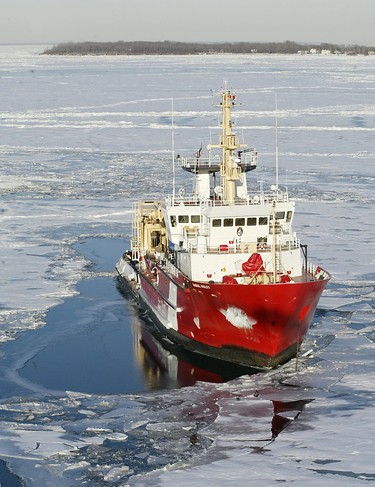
[208,90,247,205]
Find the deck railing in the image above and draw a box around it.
[179,150,258,173]
[187,241,300,255]
[166,190,289,208]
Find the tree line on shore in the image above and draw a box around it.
[43,40,375,56]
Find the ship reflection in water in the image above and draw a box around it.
[135,321,258,389]
[123,288,258,390]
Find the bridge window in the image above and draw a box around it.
[212,219,222,227]
[178,215,189,223]
[286,211,293,222]
[191,215,201,223]
[170,215,177,227]
[224,218,234,227]
[276,211,285,220]
[235,217,245,226]
[259,217,268,225]
[247,217,256,226]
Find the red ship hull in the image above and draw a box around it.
[131,265,329,369]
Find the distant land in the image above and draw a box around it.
[43,41,375,56]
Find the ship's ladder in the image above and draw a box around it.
[274,247,281,282]
[271,199,280,283]
[131,201,141,260]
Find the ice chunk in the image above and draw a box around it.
[104,465,132,482]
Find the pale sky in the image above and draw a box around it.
[2,0,375,46]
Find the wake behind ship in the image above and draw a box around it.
[116,89,330,369]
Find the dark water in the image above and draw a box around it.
[0,460,24,487]
[19,237,254,394]
[21,277,147,393]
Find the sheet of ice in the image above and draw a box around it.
[0,46,374,486]
[128,335,375,486]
